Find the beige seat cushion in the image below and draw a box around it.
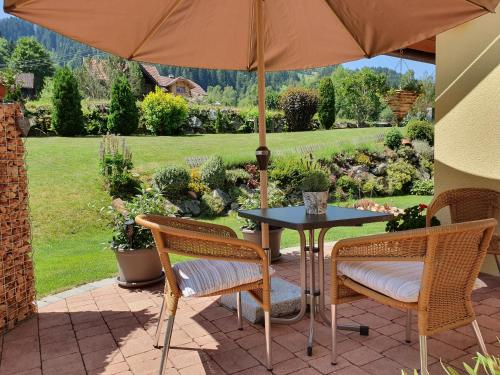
[173,259,266,298]
[337,261,486,303]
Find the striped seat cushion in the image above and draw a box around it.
[173,259,266,298]
[337,261,486,303]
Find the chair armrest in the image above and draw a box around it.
[136,214,238,239]
[332,228,428,262]
[426,195,449,227]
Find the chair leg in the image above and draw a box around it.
[264,310,272,371]
[419,335,429,375]
[471,320,488,355]
[159,314,175,375]
[494,254,500,274]
[154,297,167,348]
[237,292,243,330]
[331,304,338,365]
[405,310,412,343]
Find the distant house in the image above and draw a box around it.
[15,73,35,99]
[86,59,206,99]
[140,64,206,99]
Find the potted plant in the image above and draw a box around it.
[301,168,331,215]
[238,184,285,262]
[108,190,171,287]
[385,204,439,232]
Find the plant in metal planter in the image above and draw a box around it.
[107,190,173,287]
[300,162,331,215]
[237,183,286,261]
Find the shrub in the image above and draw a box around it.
[336,175,358,197]
[152,166,190,199]
[51,67,85,136]
[200,156,226,189]
[362,177,384,197]
[355,153,371,166]
[406,119,434,145]
[379,105,396,124]
[318,77,336,129]
[386,160,417,194]
[200,193,226,217]
[269,156,310,194]
[107,75,139,135]
[280,87,319,132]
[188,169,210,196]
[106,172,141,199]
[411,140,434,160]
[141,87,189,135]
[84,107,108,135]
[300,170,330,192]
[411,179,434,195]
[384,128,403,150]
[226,169,250,185]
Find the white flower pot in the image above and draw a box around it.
[303,191,328,215]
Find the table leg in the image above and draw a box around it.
[307,229,315,356]
[317,228,369,337]
[271,230,307,324]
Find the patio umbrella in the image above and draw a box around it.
[5,0,498,251]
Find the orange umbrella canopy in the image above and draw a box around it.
[4,0,498,72]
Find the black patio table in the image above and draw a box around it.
[238,205,393,356]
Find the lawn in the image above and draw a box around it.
[25,127,421,296]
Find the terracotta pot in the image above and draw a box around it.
[241,227,284,262]
[113,247,164,287]
[303,191,328,214]
[0,84,7,100]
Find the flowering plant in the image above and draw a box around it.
[385,203,439,232]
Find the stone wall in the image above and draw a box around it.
[0,103,36,331]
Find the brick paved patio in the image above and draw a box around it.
[1,249,499,375]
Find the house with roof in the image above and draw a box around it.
[140,63,206,99]
[86,58,206,99]
[15,72,35,99]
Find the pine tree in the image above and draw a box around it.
[107,74,139,135]
[318,77,336,129]
[51,67,84,136]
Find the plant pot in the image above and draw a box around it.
[0,84,6,100]
[113,247,164,288]
[303,191,328,215]
[241,227,284,262]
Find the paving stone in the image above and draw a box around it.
[211,347,260,374]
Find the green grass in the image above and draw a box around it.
[25,127,408,296]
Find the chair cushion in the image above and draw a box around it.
[337,261,487,303]
[173,259,265,298]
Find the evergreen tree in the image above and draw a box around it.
[128,62,145,98]
[8,37,54,94]
[0,37,11,66]
[51,67,84,136]
[318,77,336,129]
[107,74,139,135]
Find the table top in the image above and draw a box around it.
[238,205,393,230]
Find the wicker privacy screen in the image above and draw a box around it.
[0,103,36,332]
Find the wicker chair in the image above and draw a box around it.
[135,215,273,374]
[330,219,497,375]
[426,187,500,272]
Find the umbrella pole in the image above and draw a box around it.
[255,0,270,260]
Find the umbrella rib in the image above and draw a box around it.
[322,0,369,58]
[127,0,184,60]
[465,0,497,12]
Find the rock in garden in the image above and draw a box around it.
[372,162,387,176]
[213,189,232,207]
[179,199,201,216]
[350,165,369,175]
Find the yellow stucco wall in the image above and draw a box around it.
[435,7,500,274]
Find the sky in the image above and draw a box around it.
[0,1,435,78]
